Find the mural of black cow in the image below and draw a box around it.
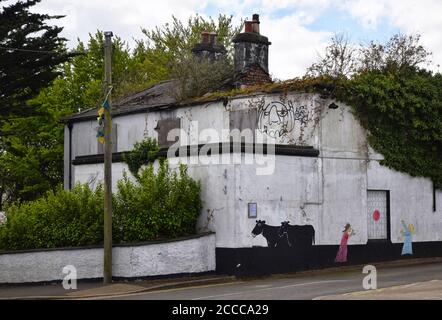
[278,221,315,249]
[251,220,282,248]
[251,220,315,250]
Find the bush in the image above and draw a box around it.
[113,161,202,242]
[172,55,234,101]
[0,184,104,250]
[122,137,159,179]
[0,161,202,250]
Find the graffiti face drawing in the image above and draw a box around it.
[258,100,308,139]
[258,101,295,138]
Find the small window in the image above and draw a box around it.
[229,109,257,143]
[155,118,180,147]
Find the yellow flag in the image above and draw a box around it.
[98,107,105,117]
[98,136,105,144]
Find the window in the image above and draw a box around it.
[367,190,390,241]
[155,118,180,147]
[229,109,257,143]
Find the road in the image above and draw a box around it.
[104,261,442,300]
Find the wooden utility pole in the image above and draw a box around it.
[103,31,113,284]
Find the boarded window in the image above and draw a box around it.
[367,190,390,240]
[155,118,181,147]
[97,123,118,154]
[229,109,257,143]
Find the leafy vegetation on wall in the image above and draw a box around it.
[194,33,441,187]
[0,161,202,251]
[336,67,442,188]
[307,33,441,188]
[122,138,160,180]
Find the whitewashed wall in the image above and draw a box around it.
[0,233,215,284]
[368,161,442,243]
[65,92,442,249]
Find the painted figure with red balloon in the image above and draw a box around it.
[335,223,355,263]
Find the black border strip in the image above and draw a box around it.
[72,143,319,165]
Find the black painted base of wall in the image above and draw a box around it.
[216,242,442,277]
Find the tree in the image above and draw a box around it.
[306,33,433,79]
[0,0,74,119]
[360,34,432,72]
[306,33,359,78]
[0,0,75,209]
[0,32,133,208]
[0,15,241,208]
[139,14,241,96]
[172,55,234,101]
[309,33,441,188]
[142,14,241,66]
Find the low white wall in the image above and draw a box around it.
[0,233,215,284]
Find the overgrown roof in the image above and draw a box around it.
[62,79,180,123]
[62,76,335,123]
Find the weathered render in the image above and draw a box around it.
[62,13,442,275]
[0,233,215,284]
[65,92,442,249]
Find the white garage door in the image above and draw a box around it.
[367,190,389,240]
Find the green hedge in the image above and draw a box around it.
[0,161,201,251]
[113,161,202,243]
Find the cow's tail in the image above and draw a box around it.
[312,229,315,245]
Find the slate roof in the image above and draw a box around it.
[62,79,181,123]
[62,65,272,123]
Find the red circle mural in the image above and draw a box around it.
[373,210,380,221]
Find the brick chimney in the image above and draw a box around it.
[233,14,271,74]
[192,31,226,61]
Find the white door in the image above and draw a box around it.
[367,190,389,240]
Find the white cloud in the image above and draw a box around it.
[203,0,334,79]
[339,0,386,29]
[261,14,331,79]
[340,0,442,70]
[4,0,441,77]
[29,0,208,47]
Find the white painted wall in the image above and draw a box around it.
[65,92,442,249]
[367,161,442,243]
[0,233,215,284]
[74,162,129,191]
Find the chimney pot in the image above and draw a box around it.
[201,31,210,44]
[209,32,217,45]
[252,14,259,22]
[244,21,253,33]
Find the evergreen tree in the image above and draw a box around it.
[0,0,74,118]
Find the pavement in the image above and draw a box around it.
[0,274,235,300]
[316,279,442,300]
[1,257,442,300]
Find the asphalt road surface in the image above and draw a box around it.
[104,261,442,300]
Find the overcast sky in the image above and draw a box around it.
[8,0,442,79]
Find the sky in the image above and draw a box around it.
[7,0,442,79]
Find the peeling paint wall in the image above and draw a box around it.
[65,92,442,249]
[0,233,216,284]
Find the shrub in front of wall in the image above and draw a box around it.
[122,137,159,180]
[0,184,104,251]
[113,160,202,242]
[0,161,202,250]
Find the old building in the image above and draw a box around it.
[62,14,442,275]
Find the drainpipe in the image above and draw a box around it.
[68,122,73,189]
